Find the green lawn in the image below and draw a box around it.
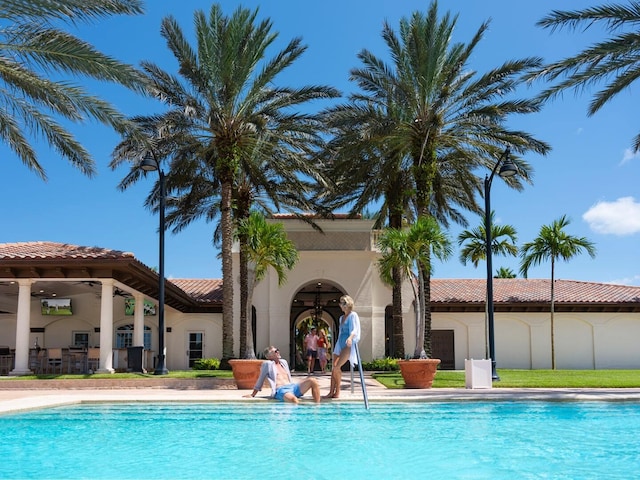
[3,369,640,388]
[373,369,640,389]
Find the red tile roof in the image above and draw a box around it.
[170,279,223,303]
[431,278,640,304]
[2,242,640,308]
[0,241,134,260]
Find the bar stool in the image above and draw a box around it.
[46,348,63,374]
[87,348,100,373]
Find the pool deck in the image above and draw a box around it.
[2,372,640,414]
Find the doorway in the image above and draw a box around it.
[186,331,204,368]
[432,330,455,369]
[290,281,344,371]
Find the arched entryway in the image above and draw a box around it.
[289,281,344,372]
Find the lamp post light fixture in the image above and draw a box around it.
[140,153,169,375]
[484,147,517,381]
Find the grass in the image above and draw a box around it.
[373,369,640,389]
[3,369,640,388]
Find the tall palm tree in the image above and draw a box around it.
[377,216,452,358]
[112,5,337,363]
[0,0,145,179]
[519,215,596,369]
[236,211,298,359]
[321,93,484,357]
[458,211,518,358]
[458,212,518,268]
[319,98,415,358]
[532,3,640,152]
[233,142,326,359]
[344,1,550,356]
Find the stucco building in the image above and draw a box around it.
[1,217,640,374]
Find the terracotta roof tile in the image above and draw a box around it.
[0,241,134,260]
[170,279,223,303]
[2,242,639,307]
[431,278,640,304]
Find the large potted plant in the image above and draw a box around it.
[377,217,451,388]
[228,358,265,389]
[230,211,299,388]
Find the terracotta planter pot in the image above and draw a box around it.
[398,358,441,388]
[228,359,265,389]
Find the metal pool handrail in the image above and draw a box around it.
[350,342,369,410]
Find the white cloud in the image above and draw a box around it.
[606,275,640,286]
[583,196,640,235]
[576,127,583,135]
[620,148,640,166]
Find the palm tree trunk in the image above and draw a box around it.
[239,241,248,358]
[415,268,427,359]
[220,180,234,363]
[422,264,433,358]
[245,268,257,359]
[392,266,405,358]
[550,258,556,370]
[389,209,405,358]
[385,182,405,359]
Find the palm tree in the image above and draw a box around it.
[0,0,145,179]
[531,3,640,152]
[344,1,550,356]
[321,93,484,357]
[458,211,518,358]
[458,212,518,268]
[495,267,516,279]
[319,97,415,358]
[236,211,298,359]
[377,216,452,358]
[519,215,596,369]
[112,5,337,364]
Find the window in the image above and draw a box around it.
[115,324,151,349]
[72,331,89,348]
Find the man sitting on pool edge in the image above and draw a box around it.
[243,346,321,404]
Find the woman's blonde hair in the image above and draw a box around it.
[340,295,354,308]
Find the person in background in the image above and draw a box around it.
[304,326,319,374]
[317,329,329,373]
[324,295,360,399]
[244,346,320,404]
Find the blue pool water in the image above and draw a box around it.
[1,401,639,479]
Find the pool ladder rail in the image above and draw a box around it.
[351,342,369,410]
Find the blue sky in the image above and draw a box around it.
[2,0,639,284]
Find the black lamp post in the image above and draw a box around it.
[485,147,517,381]
[140,153,169,375]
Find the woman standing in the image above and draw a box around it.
[325,295,360,398]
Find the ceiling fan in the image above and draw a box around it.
[74,281,100,288]
[113,287,132,298]
[31,290,50,298]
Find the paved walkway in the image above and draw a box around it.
[2,372,640,414]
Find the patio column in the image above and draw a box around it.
[11,279,33,375]
[98,279,115,373]
[133,292,144,347]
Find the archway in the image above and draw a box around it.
[289,281,345,372]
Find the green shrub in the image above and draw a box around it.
[192,358,221,370]
[361,357,399,371]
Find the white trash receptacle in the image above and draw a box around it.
[465,359,492,389]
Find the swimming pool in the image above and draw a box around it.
[1,401,638,479]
